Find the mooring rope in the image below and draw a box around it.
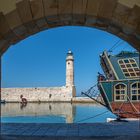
[75,110,109,123]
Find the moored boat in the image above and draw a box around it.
[97,51,140,118]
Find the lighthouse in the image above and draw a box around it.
[66,50,76,97]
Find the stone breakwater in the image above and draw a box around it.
[1,87,73,102]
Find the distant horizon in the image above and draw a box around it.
[1,26,135,96]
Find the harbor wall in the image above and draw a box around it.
[1,87,73,102]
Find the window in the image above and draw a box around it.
[131,82,140,101]
[124,60,129,63]
[118,58,140,78]
[114,83,127,101]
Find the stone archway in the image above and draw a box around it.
[0,0,140,57]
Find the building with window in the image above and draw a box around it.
[98,51,140,118]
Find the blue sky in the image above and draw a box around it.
[2,26,135,96]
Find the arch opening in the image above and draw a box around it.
[1,26,137,96]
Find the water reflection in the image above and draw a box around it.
[1,103,116,123]
[1,103,76,123]
[20,102,27,109]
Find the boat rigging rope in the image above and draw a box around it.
[115,95,140,118]
[108,40,124,52]
[75,110,109,123]
[127,96,139,113]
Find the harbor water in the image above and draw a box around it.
[1,103,116,123]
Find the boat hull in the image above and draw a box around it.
[111,102,140,118]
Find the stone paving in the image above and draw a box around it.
[1,121,140,140]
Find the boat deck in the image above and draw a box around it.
[1,121,140,140]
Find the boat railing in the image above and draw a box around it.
[81,84,106,107]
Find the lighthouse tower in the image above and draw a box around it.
[66,50,76,97]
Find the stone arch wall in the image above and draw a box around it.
[0,0,140,56]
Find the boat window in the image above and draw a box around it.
[114,83,127,101]
[125,73,130,77]
[121,65,126,68]
[128,69,133,72]
[136,72,140,77]
[123,69,128,72]
[119,60,123,64]
[130,73,135,76]
[132,64,137,67]
[131,82,140,101]
[118,58,140,78]
[134,68,139,71]
[126,64,131,67]
[130,59,135,63]
[124,60,129,63]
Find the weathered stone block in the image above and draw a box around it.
[107,24,121,35]
[24,21,39,34]
[13,25,29,40]
[0,12,11,35]
[43,0,58,16]
[58,0,72,24]
[98,0,117,19]
[112,3,131,27]
[0,0,17,15]
[3,31,19,44]
[86,0,101,17]
[29,0,49,29]
[126,5,140,28]
[30,0,44,20]
[72,14,85,25]
[73,0,87,15]
[58,0,72,15]
[72,0,87,25]
[118,0,140,8]
[0,12,19,44]
[5,9,22,29]
[118,32,140,50]
[16,0,33,23]
[0,39,8,50]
